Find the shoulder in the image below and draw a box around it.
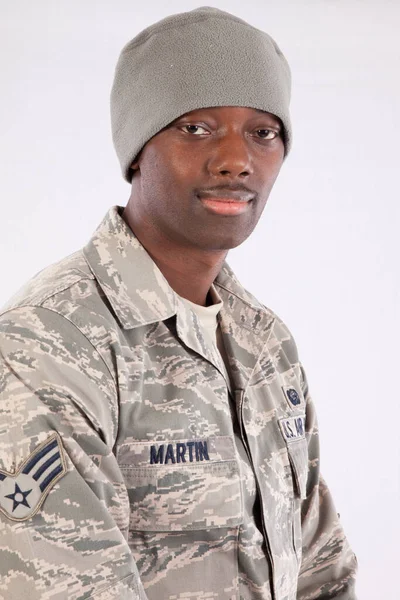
[0,252,119,440]
[217,262,297,349]
[0,250,121,386]
[246,288,303,376]
[235,280,299,359]
[0,250,94,314]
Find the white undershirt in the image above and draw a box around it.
[178,285,233,394]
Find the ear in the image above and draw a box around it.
[129,158,140,183]
[131,148,143,172]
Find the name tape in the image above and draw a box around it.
[150,440,209,465]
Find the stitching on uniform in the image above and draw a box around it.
[120,434,234,446]
[284,436,307,446]
[0,432,68,522]
[214,283,277,337]
[87,572,137,599]
[131,519,243,533]
[119,458,237,468]
[37,274,95,306]
[120,460,239,475]
[39,305,118,394]
[213,281,263,312]
[1,305,119,436]
[0,274,94,317]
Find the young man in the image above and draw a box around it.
[0,7,357,600]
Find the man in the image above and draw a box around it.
[0,6,357,600]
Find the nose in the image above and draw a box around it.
[206,131,254,178]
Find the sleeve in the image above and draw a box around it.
[0,305,147,600]
[296,363,358,599]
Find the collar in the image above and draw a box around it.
[83,206,276,389]
[83,205,268,330]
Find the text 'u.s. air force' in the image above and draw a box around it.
[279,415,306,442]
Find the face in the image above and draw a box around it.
[130,106,285,251]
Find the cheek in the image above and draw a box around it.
[168,149,198,182]
[143,144,193,191]
[265,152,284,186]
[268,165,281,187]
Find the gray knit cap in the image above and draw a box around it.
[110,6,292,183]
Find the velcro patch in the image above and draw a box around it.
[279,415,306,442]
[282,384,303,409]
[0,433,67,521]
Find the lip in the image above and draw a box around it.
[198,196,253,216]
[198,190,255,202]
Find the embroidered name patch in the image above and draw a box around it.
[0,433,67,521]
[150,440,210,464]
[279,415,306,442]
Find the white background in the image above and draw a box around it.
[1,1,399,598]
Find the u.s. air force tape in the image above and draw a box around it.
[0,433,67,522]
[279,414,306,442]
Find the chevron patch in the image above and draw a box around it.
[0,433,67,521]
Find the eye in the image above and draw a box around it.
[179,124,279,140]
[254,129,279,140]
[181,124,209,135]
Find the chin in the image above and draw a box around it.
[201,234,250,251]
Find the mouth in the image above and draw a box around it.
[197,192,254,216]
[199,197,252,215]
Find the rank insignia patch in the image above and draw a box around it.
[0,433,67,521]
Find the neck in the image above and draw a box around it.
[121,205,228,307]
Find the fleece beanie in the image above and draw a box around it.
[110,6,292,183]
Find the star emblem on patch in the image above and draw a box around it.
[5,482,33,512]
[0,433,67,521]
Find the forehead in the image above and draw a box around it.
[175,106,281,124]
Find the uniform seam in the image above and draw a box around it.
[214,281,264,312]
[0,273,95,318]
[43,305,118,396]
[38,273,95,305]
[215,282,277,341]
[0,304,119,414]
[234,526,241,598]
[214,282,278,339]
[119,434,235,446]
[86,571,137,599]
[120,460,239,473]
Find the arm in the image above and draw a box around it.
[297,364,358,599]
[0,305,147,600]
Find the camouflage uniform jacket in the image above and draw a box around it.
[0,206,357,599]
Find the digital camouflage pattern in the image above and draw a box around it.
[0,206,357,599]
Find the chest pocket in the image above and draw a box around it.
[117,436,243,532]
[279,414,309,568]
[279,414,308,500]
